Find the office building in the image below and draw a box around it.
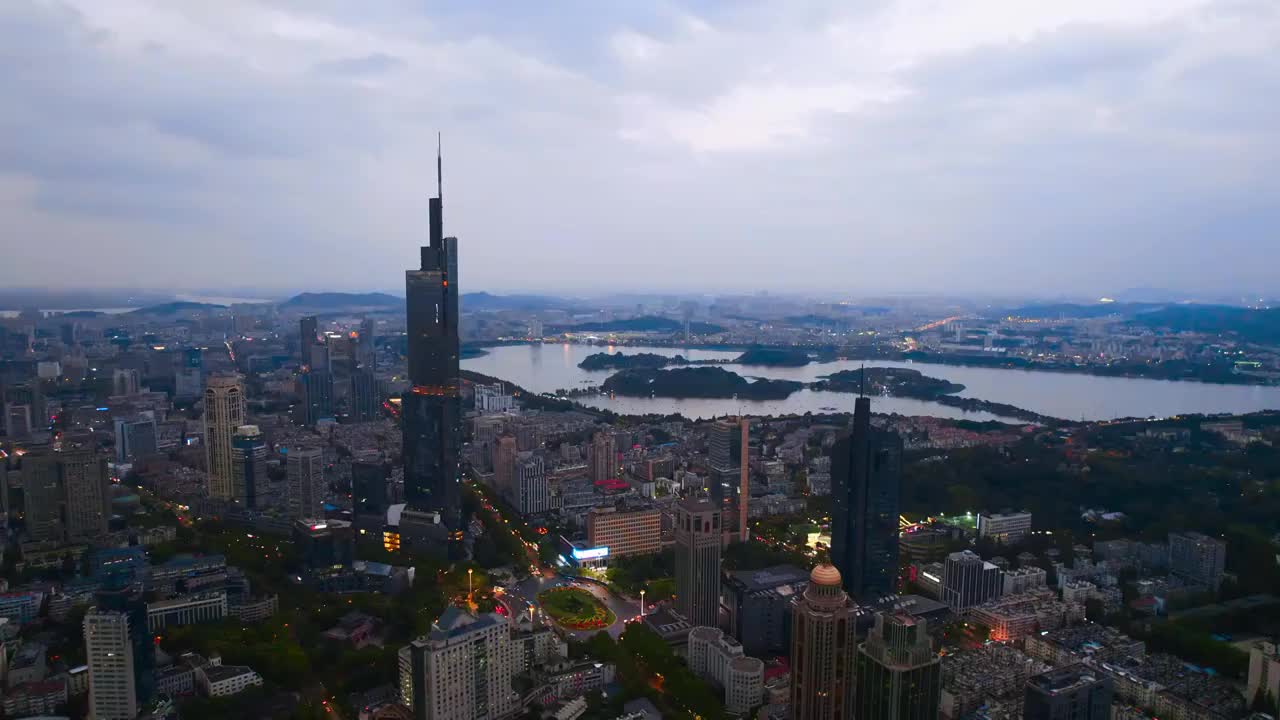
[113,368,141,397]
[1248,641,1280,714]
[474,383,514,414]
[352,460,390,528]
[590,431,616,482]
[585,503,662,560]
[1168,531,1227,590]
[20,449,110,543]
[204,374,246,501]
[114,415,157,463]
[722,564,810,657]
[675,497,722,627]
[300,316,319,365]
[1023,666,1112,720]
[287,447,325,520]
[407,608,524,720]
[492,435,517,504]
[790,565,858,720]
[977,511,1033,544]
[401,148,463,533]
[96,577,155,707]
[357,317,376,370]
[942,551,1002,611]
[831,393,903,600]
[85,609,138,720]
[854,612,941,720]
[62,450,111,541]
[229,425,266,509]
[350,369,381,422]
[294,519,354,572]
[302,369,334,425]
[146,592,228,632]
[688,627,764,715]
[515,452,549,516]
[175,347,203,400]
[707,419,749,539]
[1002,566,1048,596]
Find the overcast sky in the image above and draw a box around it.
[2,1,1277,298]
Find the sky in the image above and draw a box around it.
[1,0,1278,298]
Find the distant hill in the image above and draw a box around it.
[128,301,226,315]
[564,316,725,334]
[1133,305,1280,344]
[281,292,401,310]
[1004,302,1165,319]
[461,292,567,312]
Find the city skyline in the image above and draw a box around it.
[3,1,1279,296]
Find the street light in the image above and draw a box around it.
[468,568,474,600]
[640,589,646,616]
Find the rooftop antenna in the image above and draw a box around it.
[437,132,443,202]
[859,363,866,397]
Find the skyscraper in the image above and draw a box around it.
[21,450,64,542]
[175,347,203,400]
[707,417,750,541]
[590,431,616,482]
[1168,531,1227,591]
[352,459,390,529]
[350,369,381,422]
[407,608,526,720]
[830,391,903,600]
[402,139,462,530]
[302,369,334,425]
[230,425,267,509]
[942,550,1003,611]
[287,447,325,520]
[790,564,858,720]
[203,374,245,501]
[85,609,138,720]
[492,435,518,504]
[112,368,140,396]
[1023,666,1113,720]
[300,315,319,366]
[114,415,157,463]
[674,497,722,627]
[357,317,376,370]
[95,576,155,711]
[854,612,942,720]
[62,450,111,541]
[515,452,549,516]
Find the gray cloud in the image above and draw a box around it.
[0,0,1276,297]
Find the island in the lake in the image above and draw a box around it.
[578,352,689,370]
[601,366,803,400]
[813,367,965,399]
[733,348,812,367]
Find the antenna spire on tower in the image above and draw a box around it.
[859,364,866,397]
[437,132,443,202]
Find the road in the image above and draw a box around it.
[506,573,640,640]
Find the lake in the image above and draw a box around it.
[462,343,1280,422]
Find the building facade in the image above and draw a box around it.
[585,504,662,559]
[790,565,858,720]
[230,425,267,509]
[831,395,902,600]
[854,612,941,720]
[722,564,810,657]
[203,374,246,501]
[407,608,524,720]
[977,511,1032,544]
[942,551,1002,611]
[1168,531,1227,590]
[287,447,326,520]
[85,609,138,720]
[1023,666,1113,720]
[675,498,723,627]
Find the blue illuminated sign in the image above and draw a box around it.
[571,546,609,561]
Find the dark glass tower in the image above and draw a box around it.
[830,388,903,600]
[402,139,462,530]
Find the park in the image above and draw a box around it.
[536,587,616,631]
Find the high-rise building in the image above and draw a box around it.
[407,608,525,720]
[790,564,858,720]
[674,497,722,627]
[114,415,157,463]
[203,374,245,501]
[300,316,319,366]
[1023,666,1113,720]
[175,347,203,400]
[350,369,381,422]
[302,370,334,425]
[85,609,138,720]
[707,417,750,541]
[1168,531,1227,591]
[515,452,549,516]
[492,435,518,504]
[20,449,110,542]
[287,447,325,520]
[854,611,942,720]
[112,368,141,397]
[830,393,903,600]
[1248,641,1280,715]
[977,511,1033,544]
[230,425,267,509]
[402,141,462,531]
[942,550,1002,611]
[687,626,764,715]
[95,577,155,711]
[357,317,376,370]
[351,459,389,529]
[723,565,811,657]
[590,431,616,483]
[62,450,111,541]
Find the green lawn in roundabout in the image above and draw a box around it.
[536,586,616,630]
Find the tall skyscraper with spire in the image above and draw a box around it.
[830,374,904,600]
[401,136,462,532]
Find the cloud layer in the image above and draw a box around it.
[1,0,1277,297]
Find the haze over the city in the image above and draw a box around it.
[2,0,1278,296]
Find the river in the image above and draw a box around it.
[461,343,1280,422]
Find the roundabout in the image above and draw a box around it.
[536,586,616,631]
